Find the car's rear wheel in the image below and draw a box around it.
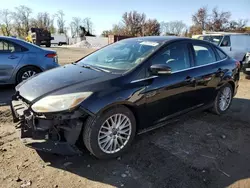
[16,66,41,84]
[83,106,136,159]
[45,42,51,47]
[212,83,233,115]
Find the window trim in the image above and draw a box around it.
[130,56,228,83]
[191,41,217,67]
[213,46,228,61]
[0,39,28,53]
[131,57,228,83]
[148,40,192,72]
[220,35,231,47]
[171,57,227,73]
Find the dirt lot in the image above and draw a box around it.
[1,47,250,188]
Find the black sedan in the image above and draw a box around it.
[11,36,240,159]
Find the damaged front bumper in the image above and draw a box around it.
[11,93,89,155]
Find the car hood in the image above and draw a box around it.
[18,64,117,102]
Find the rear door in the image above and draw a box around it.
[190,41,222,105]
[0,39,24,83]
[144,41,200,125]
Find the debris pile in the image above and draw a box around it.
[68,36,108,49]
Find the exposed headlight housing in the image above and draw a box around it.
[32,92,92,113]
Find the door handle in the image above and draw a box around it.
[185,76,195,83]
[8,55,18,59]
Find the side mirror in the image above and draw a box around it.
[150,64,172,75]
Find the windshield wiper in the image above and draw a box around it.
[81,64,110,73]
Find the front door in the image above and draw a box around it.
[0,40,23,83]
[220,35,233,58]
[145,41,199,125]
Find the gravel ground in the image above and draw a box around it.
[1,47,250,188]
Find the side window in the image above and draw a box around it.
[215,47,227,60]
[220,36,231,47]
[151,43,190,72]
[0,40,22,53]
[193,44,216,66]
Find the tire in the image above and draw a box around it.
[45,43,51,47]
[212,83,233,115]
[83,106,136,159]
[16,66,41,84]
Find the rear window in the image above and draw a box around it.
[193,44,216,66]
[198,35,223,46]
[0,40,23,53]
[215,47,227,60]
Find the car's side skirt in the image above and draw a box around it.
[137,103,213,135]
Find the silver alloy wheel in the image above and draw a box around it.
[219,86,232,111]
[21,70,36,81]
[98,113,132,154]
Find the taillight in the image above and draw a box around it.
[45,53,57,58]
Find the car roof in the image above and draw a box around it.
[0,36,45,51]
[122,36,219,47]
[0,36,31,45]
[123,36,189,43]
[201,33,250,36]
[0,36,23,41]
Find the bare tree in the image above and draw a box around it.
[83,17,93,34]
[101,30,111,37]
[161,21,187,36]
[105,11,160,36]
[36,12,51,28]
[189,25,203,35]
[192,6,208,31]
[0,9,13,36]
[12,5,32,37]
[207,7,231,31]
[55,10,65,34]
[111,23,127,35]
[30,12,56,33]
[122,11,146,36]
[70,17,82,37]
[143,19,160,36]
[229,19,248,31]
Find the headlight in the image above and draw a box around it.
[32,92,92,113]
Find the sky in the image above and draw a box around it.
[2,0,250,35]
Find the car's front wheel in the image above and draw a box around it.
[212,83,233,115]
[83,106,136,159]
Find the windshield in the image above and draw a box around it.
[77,39,161,73]
[198,35,223,46]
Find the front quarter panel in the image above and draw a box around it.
[80,79,147,128]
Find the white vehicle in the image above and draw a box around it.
[51,34,68,46]
[198,33,250,62]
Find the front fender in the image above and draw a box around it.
[80,86,146,115]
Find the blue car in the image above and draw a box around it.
[0,36,59,85]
